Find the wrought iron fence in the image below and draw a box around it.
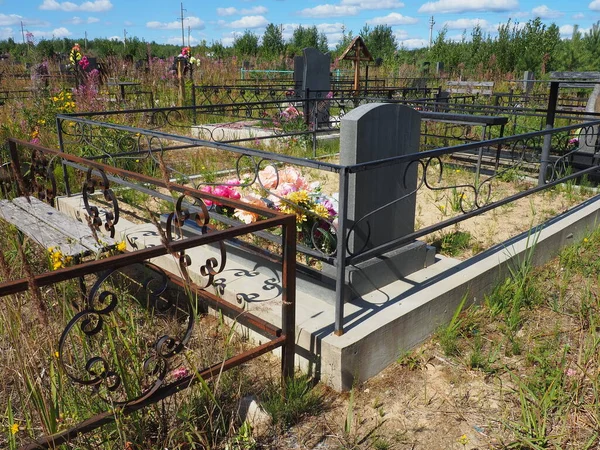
[1,138,297,449]
[54,100,600,334]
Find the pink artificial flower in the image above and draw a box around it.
[171,367,190,380]
[280,166,308,190]
[79,56,89,70]
[233,193,264,224]
[199,185,214,206]
[566,368,576,377]
[258,165,279,189]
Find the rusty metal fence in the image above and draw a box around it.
[1,138,297,449]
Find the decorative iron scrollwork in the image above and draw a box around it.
[58,262,194,405]
[165,194,227,289]
[28,149,57,205]
[82,167,120,238]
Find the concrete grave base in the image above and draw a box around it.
[56,193,600,391]
[321,241,436,300]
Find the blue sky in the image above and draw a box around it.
[1,0,599,50]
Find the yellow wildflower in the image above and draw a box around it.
[52,96,58,102]
[311,203,329,218]
[457,434,469,446]
[286,190,309,204]
[117,241,127,252]
[10,423,20,435]
[53,261,63,270]
[584,237,589,243]
[54,351,60,358]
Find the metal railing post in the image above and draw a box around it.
[281,214,296,381]
[334,168,349,336]
[56,117,71,196]
[538,81,559,186]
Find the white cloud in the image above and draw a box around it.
[281,23,300,40]
[0,27,13,40]
[589,0,600,10]
[166,35,201,45]
[65,16,99,24]
[418,0,518,14]
[31,27,72,38]
[559,24,589,37]
[228,15,269,28]
[0,14,24,26]
[147,16,205,30]
[108,35,121,41]
[316,22,344,34]
[241,6,267,15]
[217,7,237,16]
[443,18,489,29]
[299,4,358,18]
[366,13,418,26]
[573,12,584,19]
[217,5,267,16]
[393,29,409,40]
[0,14,49,27]
[531,5,563,19]
[39,0,113,12]
[398,38,428,49]
[340,0,404,9]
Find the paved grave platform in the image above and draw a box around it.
[56,193,600,390]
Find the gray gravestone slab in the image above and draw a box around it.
[293,56,304,90]
[302,47,331,126]
[576,83,600,158]
[436,62,444,74]
[523,71,535,94]
[340,103,420,253]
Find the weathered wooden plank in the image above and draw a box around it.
[550,71,600,80]
[0,199,89,256]
[447,81,494,87]
[448,88,493,95]
[12,197,115,253]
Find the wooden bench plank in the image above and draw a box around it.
[0,200,89,256]
[12,197,115,253]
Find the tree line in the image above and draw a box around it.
[1,18,599,77]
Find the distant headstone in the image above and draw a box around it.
[435,90,450,112]
[436,61,444,74]
[340,103,420,253]
[523,71,535,94]
[422,61,430,75]
[293,55,304,90]
[302,47,331,126]
[84,57,98,72]
[243,60,250,70]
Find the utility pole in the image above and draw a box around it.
[188,25,191,48]
[84,31,88,50]
[428,16,435,49]
[21,21,25,44]
[123,28,127,48]
[180,2,186,48]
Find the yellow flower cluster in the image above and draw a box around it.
[279,190,329,224]
[51,91,75,113]
[11,423,20,435]
[48,247,73,270]
[116,241,127,252]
